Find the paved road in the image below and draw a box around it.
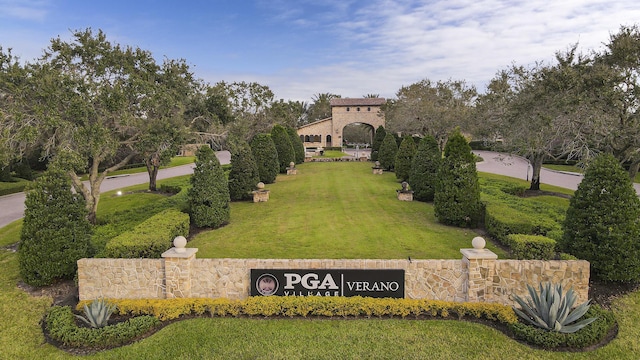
[2,150,638,229]
[474,150,640,195]
[0,151,230,229]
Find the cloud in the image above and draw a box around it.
[0,0,49,21]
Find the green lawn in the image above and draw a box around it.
[189,162,503,259]
[3,162,640,358]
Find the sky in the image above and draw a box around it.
[1,0,640,102]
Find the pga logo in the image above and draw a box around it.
[283,273,339,290]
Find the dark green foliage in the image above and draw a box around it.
[394,135,417,181]
[13,161,34,180]
[434,129,482,227]
[46,306,160,348]
[560,153,640,282]
[286,126,305,164]
[408,136,441,201]
[371,125,386,161]
[507,234,556,260]
[103,209,190,258]
[0,165,11,182]
[188,146,230,228]
[228,142,260,201]
[510,305,615,349]
[484,203,561,246]
[19,167,92,286]
[271,124,295,173]
[250,133,279,184]
[378,133,398,171]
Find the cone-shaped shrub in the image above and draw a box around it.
[434,129,482,227]
[378,132,398,171]
[408,135,441,202]
[228,141,260,201]
[394,135,417,181]
[560,153,640,282]
[250,133,279,184]
[188,146,230,228]
[271,124,295,173]
[371,125,386,162]
[286,126,305,164]
[19,166,92,286]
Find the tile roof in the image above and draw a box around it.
[330,98,386,106]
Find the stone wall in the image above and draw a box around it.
[78,247,590,305]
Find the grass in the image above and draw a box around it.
[79,156,195,180]
[0,177,30,196]
[1,163,640,358]
[189,162,503,259]
[313,150,349,158]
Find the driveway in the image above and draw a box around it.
[0,151,230,228]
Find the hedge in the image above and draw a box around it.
[0,178,30,196]
[506,234,556,260]
[77,297,518,324]
[103,209,189,258]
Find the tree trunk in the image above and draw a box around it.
[146,153,161,191]
[529,153,545,191]
[628,160,640,181]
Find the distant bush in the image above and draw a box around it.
[286,126,305,164]
[434,129,482,228]
[506,234,556,260]
[188,146,230,228]
[250,133,279,184]
[378,133,398,171]
[271,124,295,173]
[394,135,417,181]
[408,135,441,202]
[371,125,386,162]
[19,167,92,286]
[103,209,189,258]
[228,141,260,201]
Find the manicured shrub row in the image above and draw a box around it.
[481,178,566,249]
[77,297,519,324]
[103,209,189,258]
[506,234,556,260]
[510,304,616,349]
[0,178,29,196]
[46,306,160,348]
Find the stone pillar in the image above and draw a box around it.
[286,162,297,175]
[460,237,498,303]
[161,236,198,299]
[372,161,383,174]
[252,182,270,202]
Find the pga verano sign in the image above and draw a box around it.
[250,269,405,298]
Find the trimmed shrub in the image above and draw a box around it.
[19,167,92,286]
[103,209,189,258]
[560,153,640,282]
[370,125,386,162]
[286,126,305,164]
[46,306,160,348]
[271,124,295,173]
[378,133,398,171]
[250,133,279,184]
[484,203,560,246]
[394,135,417,181]
[79,297,518,324]
[188,146,230,228]
[408,135,441,202]
[434,129,482,227]
[228,141,260,201]
[507,234,556,260]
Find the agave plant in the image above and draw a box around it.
[75,298,116,328]
[512,282,597,333]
